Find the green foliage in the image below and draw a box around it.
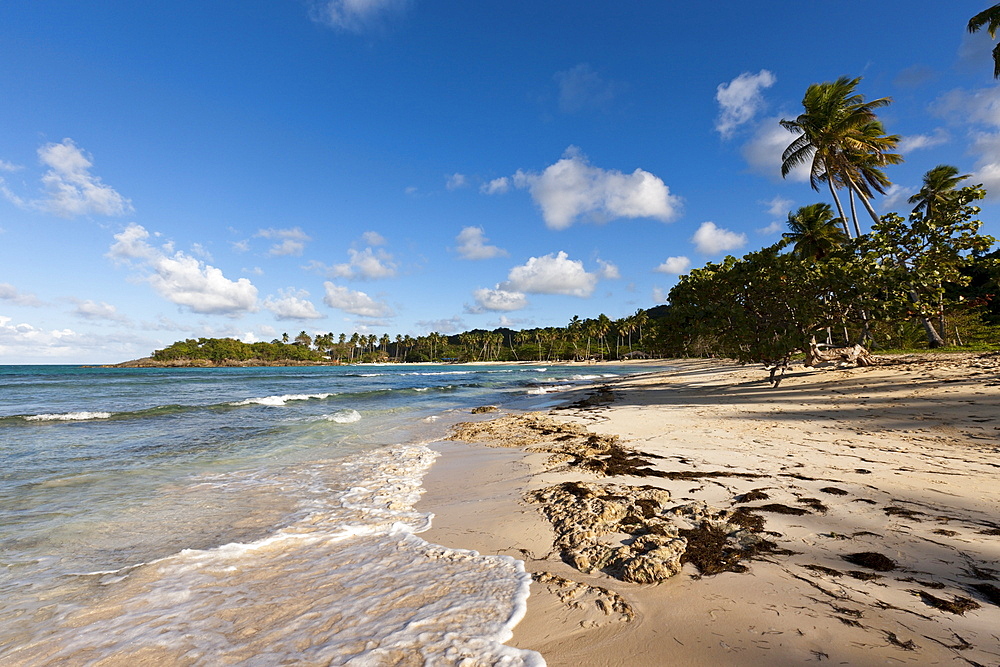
[151,338,322,363]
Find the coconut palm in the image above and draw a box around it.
[781,203,849,261]
[781,77,901,237]
[969,4,1000,78]
[908,165,971,218]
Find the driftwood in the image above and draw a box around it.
[804,338,877,368]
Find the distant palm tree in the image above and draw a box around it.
[781,203,849,261]
[908,165,971,218]
[969,4,1000,78]
[781,77,901,237]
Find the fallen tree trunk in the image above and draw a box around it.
[804,338,877,368]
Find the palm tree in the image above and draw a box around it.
[969,4,1000,78]
[781,77,902,237]
[781,203,849,261]
[908,165,971,218]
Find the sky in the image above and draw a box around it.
[2,1,1000,363]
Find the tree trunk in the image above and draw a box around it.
[908,289,945,348]
[826,175,852,238]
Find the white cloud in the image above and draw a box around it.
[742,116,810,182]
[109,223,259,316]
[596,259,620,280]
[715,70,776,138]
[514,147,681,229]
[469,287,529,312]
[898,128,949,153]
[361,230,387,246]
[323,282,394,317]
[415,316,465,334]
[652,287,669,304]
[255,227,311,257]
[455,226,508,260]
[0,283,43,307]
[32,139,132,218]
[692,221,747,255]
[554,63,623,114]
[0,160,21,172]
[329,247,398,279]
[480,177,510,195]
[502,251,598,297]
[231,239,250,253]
[73,299,129,323]
[264,289,323,321]
[655,256,690,274]
[931,86,1000,198]
[762,195,793,218]
[0,315,152,362]
[880,183,918,212]
[446,173,468,190]
[310,0,409,32]
[756,221,783,235]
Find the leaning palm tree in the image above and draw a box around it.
[969,4,1000,78]
[781,203,849,261]
[908,165,971,218]
[781,77,901,237]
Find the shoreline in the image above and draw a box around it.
[419,354,1000,665]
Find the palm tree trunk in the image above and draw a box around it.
[826,176,852,238]
[848,190,862,239]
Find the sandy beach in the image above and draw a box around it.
[420,355,1000,666]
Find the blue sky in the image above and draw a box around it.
[2,1,999,363]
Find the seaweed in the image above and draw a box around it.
[885,632,917,651]
[970,582,1000,606]
[752,503,811,516]
[819,486,849,496]
[847,570,882,581]
[884,506,925,521]
[803,564,842,577]
[728,508,765,532]
[979,527,1000,536]
[841,552,897,571]
[897,576,945,589]
[798,497,828,512]
[916,591,980,615]
[933,529,959,537]
[838,617,863,628]
[735,489,769,503]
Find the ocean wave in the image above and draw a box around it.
[320,409,362,424]
[229,393,335,407]
[525,384,573,395]
[23,411,113,422]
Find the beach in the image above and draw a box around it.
[422,355,1000,666]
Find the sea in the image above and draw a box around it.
[0,363,636,666]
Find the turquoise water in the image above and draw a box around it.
[0,363,629,665]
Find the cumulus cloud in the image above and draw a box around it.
[756,221,783,235]
[554,63,624,114]
[446,173,468,190]
[264,289,323,321]
[692,221,747,255]
[361,230,387,246]
[654,256,690,274]
[24,139,133,218]
[310,0,409,32]
[327,247,398,279]
[469,287,529,312]
[514,147,681,229]
[898,128,949,153]
[932,86,1000,197]
[0,315,153,362]
[480,177,510,195]
[72,299,129,323]
[880,184,918,212]
[255,227,311,257]
[108,223,259,316]
[596,259,620,280]
[455,226,508,260]
[502,251,598,297]
[742,117,810,182]
[715,70,776,138]
[323,282,394,317]
[762,195,794,218]
[0,283,43,307]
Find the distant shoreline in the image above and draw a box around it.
[101,358,656,369]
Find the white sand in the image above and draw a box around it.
[420,355,1000,666]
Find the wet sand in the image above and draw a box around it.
[420,354,1000,666]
